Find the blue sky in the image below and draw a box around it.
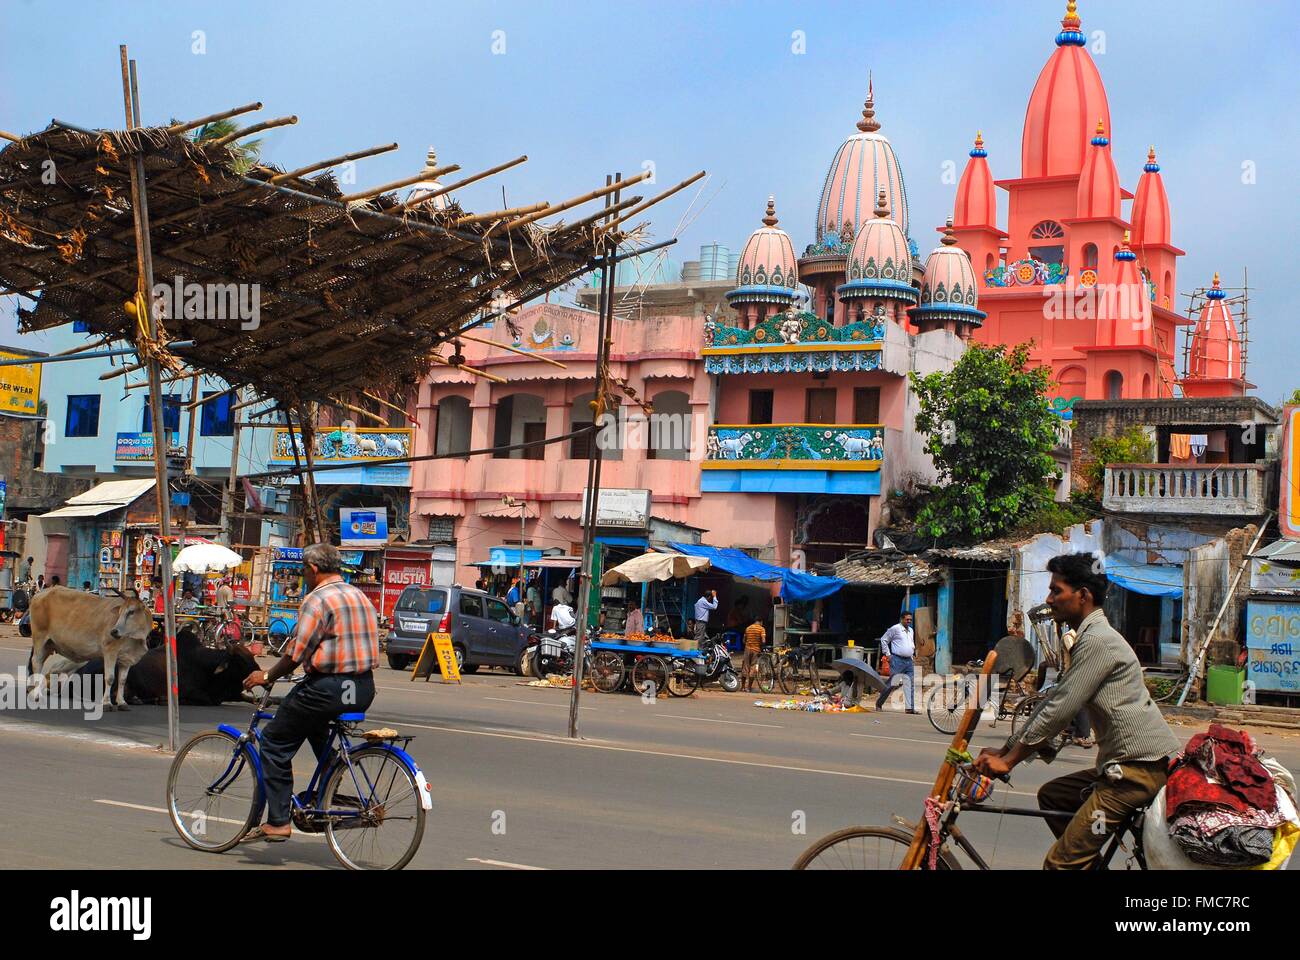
[2,0,1296,400]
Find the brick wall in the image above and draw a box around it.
[0,414,92,518]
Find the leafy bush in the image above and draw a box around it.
[1080,426,1153,496]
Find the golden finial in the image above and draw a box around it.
[1148,145,1156,162]
[1096,118,1106,136]
[425,146,438,169]
[1213,271,1221,286]
[975,130,984,148]
[762,195,778,227]
[1122,229,1131,245]
[941,217,958,246]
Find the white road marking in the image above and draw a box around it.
[0,718,158,752]
[93,798,328,838]
[483,697,596,711]
[658,714,783,729]
[465,857,546,870]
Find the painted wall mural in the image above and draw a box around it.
[704,424,883,466]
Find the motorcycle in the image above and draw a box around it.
[533,625,594,678]
[695,635,740,693]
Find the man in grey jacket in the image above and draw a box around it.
[974,552,1180,869]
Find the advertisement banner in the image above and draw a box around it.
[115,432,179,462]
[381,550,434,619]
[1245,599,1300,693]
[1281,406,1300,540]
[339,507,388,548]
[0,348,41,417]
[581,487,651,529]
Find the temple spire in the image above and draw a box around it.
[762,195,778,227]
[1056,0,1086,45]
[856,71,881,133]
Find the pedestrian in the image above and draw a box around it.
[241,542,379,843]
[692,589,718,645]
[50,575,61,589]
[215,578,235,616]
[35,575,45,592]
[81,580,94,593]
[875,611,916,713]
[21,557,33,583]
[526,576,540,616]
[741,615,766,692]
[552,579,572,606]
[506,578,521,609]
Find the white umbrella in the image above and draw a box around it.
[172,542,244,574]
[600,551,711,585]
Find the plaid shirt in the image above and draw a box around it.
[289,578,379,675]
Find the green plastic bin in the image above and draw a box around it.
[1206,665,1244,706]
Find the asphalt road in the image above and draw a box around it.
[2,628,1298,870]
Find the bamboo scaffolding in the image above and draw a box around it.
[457,332,568,368]
[602,170,706,232]
[0,130,21,143]
[267,142,399,184]
[166,101,262,135]
[359,390,418,425]
[326,397,388,426]
[337,164,461,203]
[209,115,297,147]
[502,168,653,231]
[452,201,547,227]
[428,352,505,383]
[396,155,526,211]
[185,384,234,412]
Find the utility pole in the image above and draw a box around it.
[222,386,246,547]
[119,45,180,752]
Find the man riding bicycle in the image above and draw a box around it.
[241,542,379,842]
[973,552,1180,869]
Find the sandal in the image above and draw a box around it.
[243,825,291,843]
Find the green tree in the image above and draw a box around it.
[909,342,1058,542]
[192,119,262,174]
[1080,426,1153,497]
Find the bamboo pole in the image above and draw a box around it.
[99,360,147,381]
[503,169,653,232]
[185,384,235,412]
[337,164,461,203]
[0,129,21,143]
[209,115,297,147]
[268,142,399,184]
[601,170,707,232]
[452,201,547,227]
[428,353,506,383]
[396,155,527,211]
[222,387,245,546]
[360,390,419,426]
[167,101,262,135]
[326,397,388,426]
[456,332,568,369]
[231,393,270,413]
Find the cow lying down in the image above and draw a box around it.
[35,624,260,707]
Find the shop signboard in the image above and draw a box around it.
[115,432,179,462]
[1281,405,1300,540]
[273,546,303,562]
[339,507,388,548]
[581,487,651,530]
[381,548,434,620]
[0,348,41,417]
[1245,598,1300,693]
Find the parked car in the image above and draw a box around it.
[384,584,532,675]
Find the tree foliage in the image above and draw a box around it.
[192,119,262,175]
[1081,425,1153,496]
[908,342,1058,542]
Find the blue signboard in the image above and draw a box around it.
[273,546,303,562]
[339,507,388,548]
[116,432,180,462]
[1245,599,1300,693]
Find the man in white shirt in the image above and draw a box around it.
[549,601,576,632]
[875,612,917,712]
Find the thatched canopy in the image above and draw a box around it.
[0,120,644,405]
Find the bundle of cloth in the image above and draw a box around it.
[1162,724,1299,869]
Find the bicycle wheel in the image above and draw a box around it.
[755,654,775,694]
[776,658,800,695]
[1009,693,1042,740]
[322,746,427,871]
[926,680,969,735]
[794,825,960,870]
[590,651,626,693]
[166,730,262,852]
[666,657,701,698]
[630,655,669,697]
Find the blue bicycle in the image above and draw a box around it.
[165,679,430,870]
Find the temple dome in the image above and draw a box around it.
[1075,120,1121,219]
[727,197,799,308]
[839,190,917,303]
[1186,274,1243,381]
[910,221,984,324]
[1021,2,1112,179]
[953,132,997,230]
[815,78,910,243]
[1130,146,1172,248]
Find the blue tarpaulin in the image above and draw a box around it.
[666,542,846,601]
[1103,555,1183,598]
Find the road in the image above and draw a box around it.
[2,628,1298,870]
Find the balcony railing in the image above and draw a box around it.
[702,424,883,470]
[703,311,883,374]
[1103,463,1269,516]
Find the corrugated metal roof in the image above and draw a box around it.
[926,541,1016,563]
[831,554,943,587]
[41,478,155,519]
[40,502,126,519]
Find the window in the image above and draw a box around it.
[805,388,837,424]
[459,594,483,618]
[485,597,514,624]
[72,320,90,333]
[65,395,101,438]
[648,390,691,461]
[142,396,182,434]
[853,387,880,424]
[1030,221,1065,240]
[493,393,546,460]
[200,391,234,437]
[395,588,447,614]
[434,396,472,457]
[1082,243,1098,269]
[748,390,773,425]
[522,421,546,460]
[1105,371,1124,400]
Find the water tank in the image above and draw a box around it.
[697,244,731,282]
[681,261,701,283]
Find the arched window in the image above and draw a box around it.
[1141,373,1153,398]
[1057,365,1086,400]
[648,390,692,461]
[1163,270,1173,302]
[492,393,545,460]
[1029,221,1065,266]
[985,253,995,274]
[1082,243,1098,269]
[568,392,623,461]
[1030,221,1065,240]
[1105,370,1124,400]
[434,396,471,458]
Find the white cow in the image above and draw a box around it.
[836,433,874,459]
[716,433,752,459]
[379,435,405,456]
[27,587,154,710]
[356,436,379,455]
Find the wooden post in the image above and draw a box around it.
[222,387,245,547]
[119,46,180,752]
[296,404,325,545]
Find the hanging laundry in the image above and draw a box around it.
[1169,433,1192,460]
[1189,433,1209,458]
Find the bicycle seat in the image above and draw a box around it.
[338,712,366,722]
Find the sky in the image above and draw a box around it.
[2,0,1297,401]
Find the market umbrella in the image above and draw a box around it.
[600,551,711,585]
[172,542,244,574]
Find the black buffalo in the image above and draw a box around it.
[54,625,259,706]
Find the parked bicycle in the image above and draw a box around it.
[165,677,431,870]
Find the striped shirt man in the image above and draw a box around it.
[1008,608,1180,772]
[289,579,380,675]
